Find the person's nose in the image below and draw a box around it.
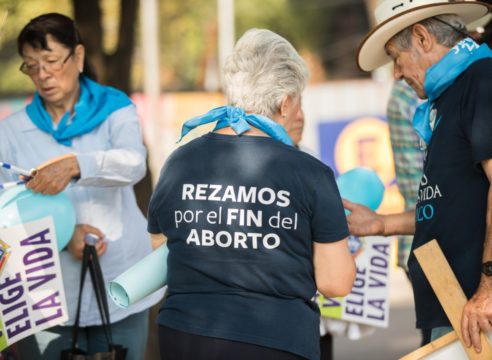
[37,64,51,80]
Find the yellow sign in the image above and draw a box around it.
[334,117,403,214]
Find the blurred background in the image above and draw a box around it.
[0,0,425,359]
[0,0,403,211]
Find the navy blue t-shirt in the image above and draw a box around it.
[408,58,492,329]
[148,133,349,360]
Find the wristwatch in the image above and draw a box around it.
[482,261,492,276]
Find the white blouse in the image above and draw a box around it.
[0,104,163,326]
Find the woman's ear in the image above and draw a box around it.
[74,44,85,73]
[280,95,291,119]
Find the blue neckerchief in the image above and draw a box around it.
[179,105,293,146]
[413,38,492,144]
[26,76,132,146]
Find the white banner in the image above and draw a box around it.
[316,236,391,328]
[0,217,68,351]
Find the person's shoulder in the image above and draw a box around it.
[0,108,29,131]
[0,109,31,149]
[165,135,207,162]
[465,57,492,78]
[281,145,334,174]
[107,103,137,119]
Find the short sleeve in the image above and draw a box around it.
[147,175,165,234]
[464,59,492,164]
[147,209,161,234]
[310,168,350,243]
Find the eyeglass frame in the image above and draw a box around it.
[19,49,74,76]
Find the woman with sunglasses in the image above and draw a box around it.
[0,13,161,360]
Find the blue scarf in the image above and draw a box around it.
[179,105,293,146]
[26,76,132,146]
[413,38,492,144]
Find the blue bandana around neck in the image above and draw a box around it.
[413,38,492,144]
[26,76,132,146]
[179,105,294,146]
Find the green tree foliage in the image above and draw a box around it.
[0,0,369,95]
[150,0,217,90]
[236,0,316,50]
[237,0,369,79]
[0,0,72,95]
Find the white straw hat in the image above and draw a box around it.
[357,0,490,72]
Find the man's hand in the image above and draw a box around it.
[67,224,107,260]
[26,154,80,195]
[464,159,492,352]
[343,199,385,237]
[461,281,492,353]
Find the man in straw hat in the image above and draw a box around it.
[344,0,492,354]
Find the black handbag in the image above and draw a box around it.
[61,244,128,360]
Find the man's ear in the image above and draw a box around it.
[412,23,434,53]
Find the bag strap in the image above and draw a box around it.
[70,244,91,353]
[86,244,114,348]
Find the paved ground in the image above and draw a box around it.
[333,267,422,360]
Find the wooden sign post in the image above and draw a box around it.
[400,240,492,360]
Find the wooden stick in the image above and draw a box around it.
[413,240,492,359]
[399,331,457,360]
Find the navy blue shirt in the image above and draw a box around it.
[408,58,492,329]
[148,133,349,360]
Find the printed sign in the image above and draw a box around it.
[176,184,296,250]
[0,217,67,351]
[316,236,391,328]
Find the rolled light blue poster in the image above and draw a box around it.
[108,244,169,308]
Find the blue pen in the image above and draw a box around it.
[0,180,26,190]
[0,161,35,177]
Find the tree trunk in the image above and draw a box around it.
[72,0,105,82]
[72,0,153,216]
[105,0,139,93]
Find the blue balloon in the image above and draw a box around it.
[336,167,385,213]
[0,186,76,251]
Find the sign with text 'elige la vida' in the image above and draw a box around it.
[0,217,67,351]
[315,235,391,328]
[313,113,398,328]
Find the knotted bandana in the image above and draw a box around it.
[413,38,492,144]
[179,105,293,146]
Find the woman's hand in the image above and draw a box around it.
[68,224,107,260]
[26,154,80,195]
[343,199,385,237]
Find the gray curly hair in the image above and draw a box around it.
[223,28,309,118]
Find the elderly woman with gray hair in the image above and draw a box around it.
[147,29,355,360]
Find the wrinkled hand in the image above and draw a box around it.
[461,282,492,353]
[68,224,107,260]
[26,154,80,195]
[343,199,385,237]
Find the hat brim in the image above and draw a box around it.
[357,2,490,72]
